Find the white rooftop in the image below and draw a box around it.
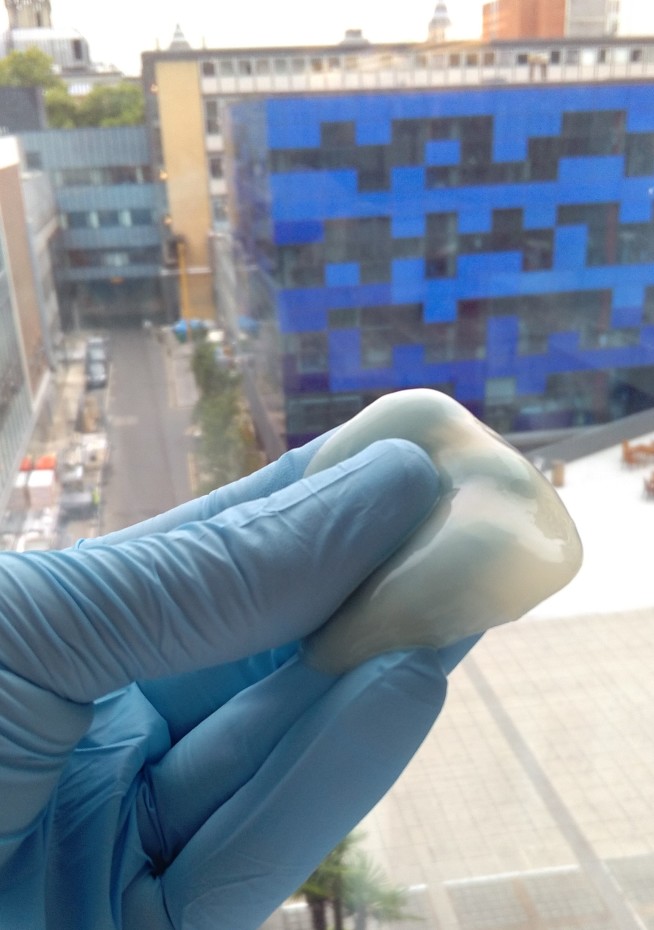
[529,434,654,619]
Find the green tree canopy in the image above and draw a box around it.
[190,339,262,492]
[0,49,145,128]
[43,84,78,129]
[0,47,63,88]
[294,832,420,930]
[75,82,144,128]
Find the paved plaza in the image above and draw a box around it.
[268,440,654,929]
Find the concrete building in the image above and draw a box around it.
[141,21,450,325]
[0,135,58,516]
[0,85,47,133]
[20,126,166,326]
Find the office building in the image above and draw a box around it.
[141,14,454,324]
[0,135,58,516]
[144,31,654,454]
[220,77,654,452]
[20,126,166,326]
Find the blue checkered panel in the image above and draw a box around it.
[228,85,654,445]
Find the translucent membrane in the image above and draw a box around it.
[302,389,583,675]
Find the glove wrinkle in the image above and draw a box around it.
[0,440,438,704]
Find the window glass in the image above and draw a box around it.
[66,211,90,229]
[209,155,224,179]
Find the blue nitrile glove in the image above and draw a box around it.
[0,436,479,930]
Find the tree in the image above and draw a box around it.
[190,339,262,492]
[76,82,144,127]
[344,850,418,930]
[294,835,358,930]
[44,84,78,128]
[0,47,63,88]
[0,48,144,128]
[294,832,420,930]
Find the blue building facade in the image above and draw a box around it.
[227,83,654,447]
[20,126,166,326]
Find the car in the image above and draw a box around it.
[85,336,108,369]
[85,361,108,390]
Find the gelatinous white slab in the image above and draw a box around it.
[302,389,583,674]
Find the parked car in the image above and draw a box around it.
[85,336,108,368]
[85,361,108,390]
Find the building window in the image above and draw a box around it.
[205,98,221,134]
[255,58,270,75]
[24,150,42,170]
[72,38,83,61]
[202,60,216,76]
[103,252,129,267]
[129,208,153,226]
[485,377,516,405]
[329,307,359,328]
[310,58,324,73]
[212,196,228,223]
[286,332,328,372]
[292,57,306,73]
[238,59,252,76]
[209,155,224,179]
[97,210,120,228]
[67,211,91,229]
[273,58,288,74]
[105,165,152,184]
[220,59,234,76]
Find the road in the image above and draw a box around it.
[100,327,195,534]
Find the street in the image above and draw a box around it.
[100,326,196,534]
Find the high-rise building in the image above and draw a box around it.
[220,77,654,452]
[20,126,165,326]
[143,30,654,453]
[482,0,620,40]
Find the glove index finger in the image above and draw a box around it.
[78,430,337,549]
[0,439,439,703]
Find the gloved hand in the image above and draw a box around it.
[0,433,478,930]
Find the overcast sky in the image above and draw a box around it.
[1,0,652,75]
